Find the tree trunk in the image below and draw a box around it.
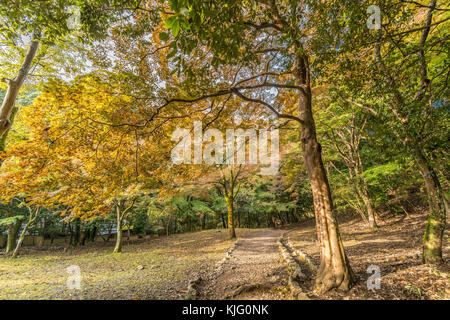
[11,226,28,259]
[414,149,446,264]
[225,195,236,239]
[355,146,378,229]
[90,226,97,242]
[353,169,378,229]
[360,186,378,229]
[0,35,39,138]
[114,206,123,253]
[106,224,113,242]
[237,208,241,228]
[73,219,81,246]
[80,230,87,246]
[11,208,38,259]
[166,214,171,236]
[221,211,226,228]
[5,219,22,254]
[295,54,354,293]
[201,213,206,230]
[0,106,18,166]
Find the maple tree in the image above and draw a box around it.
[0,0,447,300]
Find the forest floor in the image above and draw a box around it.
[198,229,292,300]
[0,228,256,299]
[0,210,448,300]
[288,210,450,300]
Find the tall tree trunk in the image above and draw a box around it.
[353,167,378,229]
[355,146,378,229]
[106,224,114,242]
[221,211,226,228]
[0,35,39,138]
[90,226,97,242]
[414,149,446,264]
[295,54,354,293]
[201,213,206,230]
[237,208,241,228]
[5,218,22,254]
[12,207,38,259]
[359,184,378,229]
[225,195,236,239]
[80,230,87,246]
[114,206,124,253]
[73,219,81,246]
[0,106,18,166]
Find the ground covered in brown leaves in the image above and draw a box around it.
[1,210,448,300]
[289,210,449,300]
[198,229,292,300]
[0,228,255,299]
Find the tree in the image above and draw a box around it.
[112,197,136,253]
[0,74,164,253]
[0,199,27,254]
[11,201,40,259]
[217,165,243,239]
[0,0,150,138]
[316,101,379,229]
[157,0,355,292]
[319,0,448,264]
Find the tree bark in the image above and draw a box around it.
[225,195,236,239]
[5,218,22,254]
[12,207,39,259]
[114,205,124,253]
[295,54,354,293]
[113,198,135,253]
[201,213,206,230]
[354,143,378,229]
[221,211,226,228]
[0,106,18,166]
[0,35,39,138]
[414,149,446,264]
[73,218,81,246]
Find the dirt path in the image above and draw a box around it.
[198,229,292,300]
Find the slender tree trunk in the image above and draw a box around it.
[12,208,38,259]
[237,208,241,228]
[221,211,226,228]
[11,225,28,259]
[353,168,378,229]
[166,214,171,236]
[355,148,378,229]
[295,54,354,293]
[225,195,236,239]
[0,35,39,138]
[0,106,18,166]
[74,219,81,246]
[106,224,113,242]
[114,206,123,253]
[80,230,87,246]
[69,223,74,245]
[90,226,97,242]
[359,185,378,229]
[201,213,206,230]
[414,149,446,264]
[5,218,22,254]
[293,206,302,222]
